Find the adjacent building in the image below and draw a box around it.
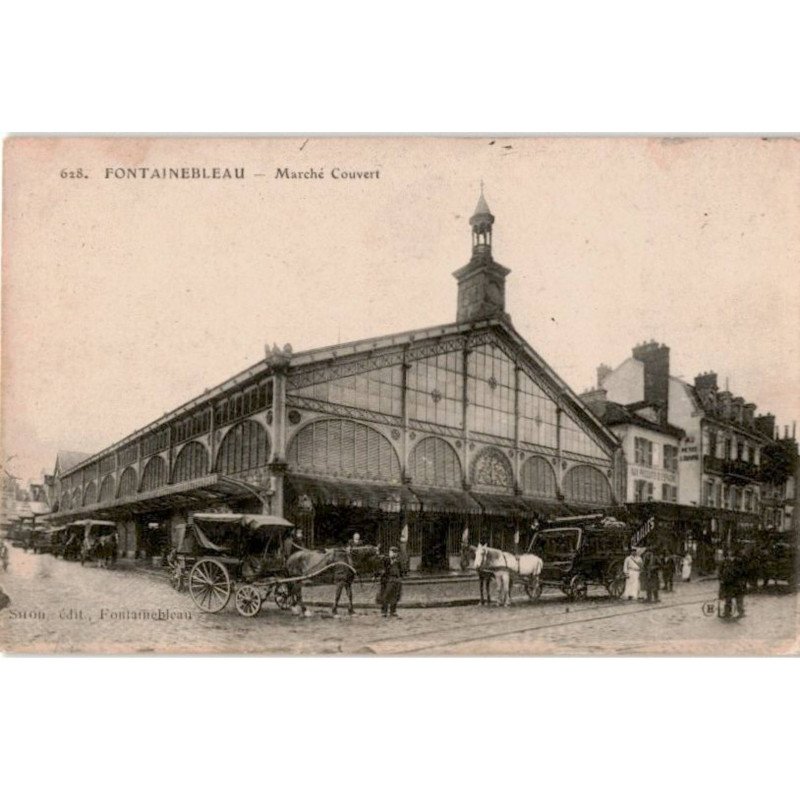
[44,192,625,570]
[596,341,780,568]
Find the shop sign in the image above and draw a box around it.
[631,516,655,547]
[630,466,675,481]
[680,437,699,462]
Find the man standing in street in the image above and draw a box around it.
[662,550,675,592]
[642,547,662,603]
[376,545,404,618]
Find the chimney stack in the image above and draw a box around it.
[755,413,775,439]
[597,363,612,387]
[632,341,670,422]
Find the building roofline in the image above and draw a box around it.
[58,318,507,477]
[59,315,621,478]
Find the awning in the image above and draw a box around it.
[468,492,532,516]
[515,496,574,517]
[286,475,418,512]
[407,486,481,514]
[46,473,261,523]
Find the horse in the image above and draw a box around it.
[460,544,495,605]
[473,544,544,607]
[284,546,359,616]
[332,545,383,616]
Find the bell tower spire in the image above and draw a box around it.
[470,180,495,254]
[453,186,511,324]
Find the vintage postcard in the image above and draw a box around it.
[1,136,798,655]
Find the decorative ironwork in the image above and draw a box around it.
[215,420,271,476]
[117,467,138,498]
[519,456,557,498]
[287,419,401,483]
[140,456,167,492]
[172,441,209,483]
[472,447,513,489]
[562,464,612,504]
[409,437,462,488]
[288,395,402,427]
[98,475,115,503]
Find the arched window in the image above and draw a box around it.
[83,481,97,506]
[215,420,270,476]
[61,490,71,510]
[563,465,612,505]
[520,456,557,497]
[287,419,400,482]
[71,487,82,508]
[117,467,138,498]
[98,475,115,503]
[472,447,514,491]
[140,456,167,492]
[409,437,462,488]
[172,442,209,483]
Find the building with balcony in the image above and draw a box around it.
[597,343,773,568]
[44,191,624,570]
[757,419,798,533]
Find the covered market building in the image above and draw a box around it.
[45,191,625,571]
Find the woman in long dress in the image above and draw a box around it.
[681,551,693,582]
[623,547,643,600]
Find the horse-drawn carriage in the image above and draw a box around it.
[175,513,382,617]
[739,531,798,591]
[59,519,117,565]
[527,515,629,600]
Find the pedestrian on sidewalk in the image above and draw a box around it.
[623,547,643,601]
[681,550,693,582]
[642,547,662,603]
[376,546,404,618]
[662,551,675,592]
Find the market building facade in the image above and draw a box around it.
[45,193,624,570]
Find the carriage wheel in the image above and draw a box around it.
[235,585,263,617]
[525,578,543,601]
[568,574,588,601]
[605,565,626,599]
[189,558,231,613]
[274,583,293,610]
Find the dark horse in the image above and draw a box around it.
[460,544,495,605]
[332,545,384,616]
[284,544,383,616]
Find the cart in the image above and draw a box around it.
[528,515,629,601]
[179,513,346,617]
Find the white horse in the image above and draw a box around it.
[472,544,544,607]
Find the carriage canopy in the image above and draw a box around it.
[66,520,117,540]
[187,513,294,554]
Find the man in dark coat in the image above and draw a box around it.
[376,546,404,618]
[718,550,747,618]
[642,547,662,603]
[662,551,675,592]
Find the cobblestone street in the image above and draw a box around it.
[1,547,797,655]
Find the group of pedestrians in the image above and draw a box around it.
[623,546,692,602]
